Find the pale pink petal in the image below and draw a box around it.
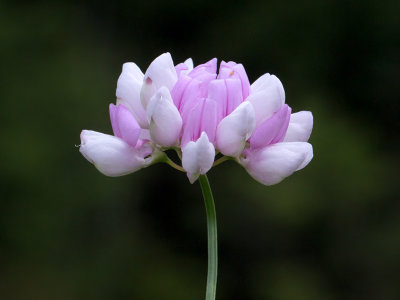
[251,73,285,98]
[171,74,192,109]
[116,63,148,128]
[182,132,215,183]
[141,53,178,108]
[249,104,291,149]
[247,74,285,126]
[216,102,256,157]
[208,78,244,121]
[200,98,218,144]
[109,103,120,137]
[283,111,313,142]
[140,77,158,109]
[218,61,237,78]
[181,101,202,148]
[184,58,194,70]
[272,105,292,144]
[147,87,182,147]
[225,78,243,115]
[218,61,250,99]
[240,142,313,185]
[109,104,141,147]
[208,79,228,122]
[208,79,227,123]
[175,63,189,77]
[144,52,177,90]
[175,58,193,76]
[79,130,149,177]
[194,72,217,93]
[189,58,217,78]
[173,65,215,117]
[181,98,218,147]
[179,78,205,122]
[282,142,314,171]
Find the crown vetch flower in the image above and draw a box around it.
[79,52,313,185]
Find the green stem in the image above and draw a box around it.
[212,156,231,167]
[165,157,185,172]
[158,152,185,172]
[199,175,218,300]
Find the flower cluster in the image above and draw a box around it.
[80,53,313,185]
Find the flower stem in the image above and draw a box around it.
[199,175,218,300]
[212,156,232,167]
[159,152,185,172]
[165,157,185,172]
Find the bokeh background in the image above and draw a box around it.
[1,0,399,299]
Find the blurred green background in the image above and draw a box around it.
[1,0,399,299]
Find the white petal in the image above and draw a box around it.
[240,142,313,186]
[184,58,194,70]
[140,80,157,109]
[147,87,182,147]
[216,101,256,157]
[282,142,314,171]
[79,130,149,177]
[119,62,143,82]
[247,74,285,126]
[283,111,313,142]
[182,132,215,183]
[141,53,178,108]
[145,53,178,89]
[116,63,148,128]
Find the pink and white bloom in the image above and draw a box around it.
[182,132,216,184]
[147,87,182,147]
[79,52,313,185]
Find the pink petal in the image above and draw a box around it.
[283,111,313,142]
[208,78,244,122]
[208,79,227,123]
[200,98,218,144]
[249,104,291,149]
[109,103,120,137]
[181,98,217,147]
[171,74,191,109]
[175,63,189,77]
[109,104,141,147]
[116,63,148,128]
[240,142,313,186]
[181,101,203,147]
[271,105,292,144]
[218,61,250,99]
[189,58,217,78]
[79,130,148,177]
[225,78,243,116]
[179,78,205,122]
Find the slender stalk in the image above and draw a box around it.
[165,157,185,172]
[212,156,231,167]
[199,175,218,300]
[156,151,185,172]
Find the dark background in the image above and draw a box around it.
[1,0,399,299]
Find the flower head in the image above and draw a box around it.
[79,53,313,185]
